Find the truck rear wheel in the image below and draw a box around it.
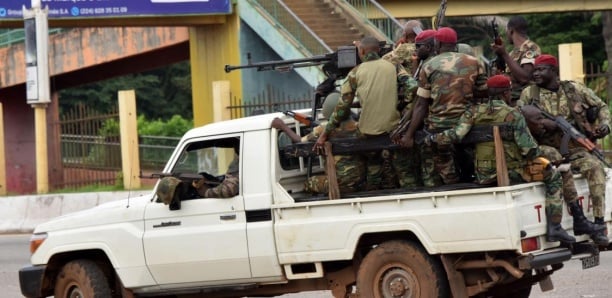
[54,259,112,298]
[356,240,448,298]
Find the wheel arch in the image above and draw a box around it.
[352,230,433,262]
[40,249,119,297]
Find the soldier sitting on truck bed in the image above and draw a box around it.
[273,93,366,194]
[426,75,575,243]
[314,36,419,190]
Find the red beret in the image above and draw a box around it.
[486,75,511,88]
[415,29,436,43]
[434,27,457,43]
[534,54,558,67]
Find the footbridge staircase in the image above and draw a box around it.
[239,0,403,86]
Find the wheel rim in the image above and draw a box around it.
[373,263,420,298]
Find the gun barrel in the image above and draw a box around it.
[224,54,332,73]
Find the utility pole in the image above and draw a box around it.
[23,0,50,194]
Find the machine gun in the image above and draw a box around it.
[225,45,359,80]
[538,107,611,168]
[490,17,506,73]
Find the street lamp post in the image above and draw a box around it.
[23,0,50,194]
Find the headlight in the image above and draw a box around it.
[29,233,47,255]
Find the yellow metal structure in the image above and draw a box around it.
[380,0,611,18]
[33,104,48,194]
[190,7,242,127]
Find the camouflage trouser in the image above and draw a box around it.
[538,145,578,204]
[569,147,607,217]
[509,166,564,223]
[393,148,422,188]
[304,154,366,194]
[363,151,393,190]
[420,143,459,187]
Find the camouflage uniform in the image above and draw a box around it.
[327,52,419,190]
[519,81,610,217]
[382,42,417,74]
[303,120,366,194]
[507,39,541,100]
[416,51,488,186]
[197,155,240,198]
[435,98,565,220]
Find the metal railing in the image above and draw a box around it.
[247,0,331,56]
[0,28,64,48]
[343,0,403,42]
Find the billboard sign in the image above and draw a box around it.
[0,0,232,20]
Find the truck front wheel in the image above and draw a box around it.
[356,240,448,298]
[54,259,112,298]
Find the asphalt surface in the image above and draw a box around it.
[3,234,611,297]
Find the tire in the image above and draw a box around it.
[356,240,449,298]
[54,259,112,298]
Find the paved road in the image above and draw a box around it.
[3,234,611,297]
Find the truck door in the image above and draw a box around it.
[143,134,251,286]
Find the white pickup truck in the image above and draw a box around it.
[19,111,611,298]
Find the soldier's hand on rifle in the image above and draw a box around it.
[541,118,558,133]
[491,43,507,56]
[593,124,610,139]
[313,131,328,154]
[399,133,414,149]
[424,133,437,146]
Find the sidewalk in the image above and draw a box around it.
[0,190,151,234]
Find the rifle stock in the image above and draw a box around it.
[282,111,318,127]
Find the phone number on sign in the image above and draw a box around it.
[78,7,128,15]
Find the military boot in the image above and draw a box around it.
[590,217,609,246]
[568,201,605,235]
[546,211,576,244]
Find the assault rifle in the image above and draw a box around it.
[144,172,222,185]
[490,17,506,73]
[539,108,611,168]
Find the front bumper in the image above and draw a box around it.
[19,265,46,298]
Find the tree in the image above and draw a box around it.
[59,61,192,120]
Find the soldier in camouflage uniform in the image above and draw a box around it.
[192,152,240,198]
[428,75,575,243]
[518,54,609,245]
[383,20,422,75]
[314,36,419,190]
[399,27,488,187]
[522,105,606,240]
[491,16,541,104]
[272,93,366,194]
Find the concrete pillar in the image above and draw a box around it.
[558,43,584,83]
[212,80,234,171]
[118,90,141,190]
[0,102,5,196]
[189,7,242,128]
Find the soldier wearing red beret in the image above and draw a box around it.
[518,54,610,246]
[424,72,578,244]
[398,26,488,187]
